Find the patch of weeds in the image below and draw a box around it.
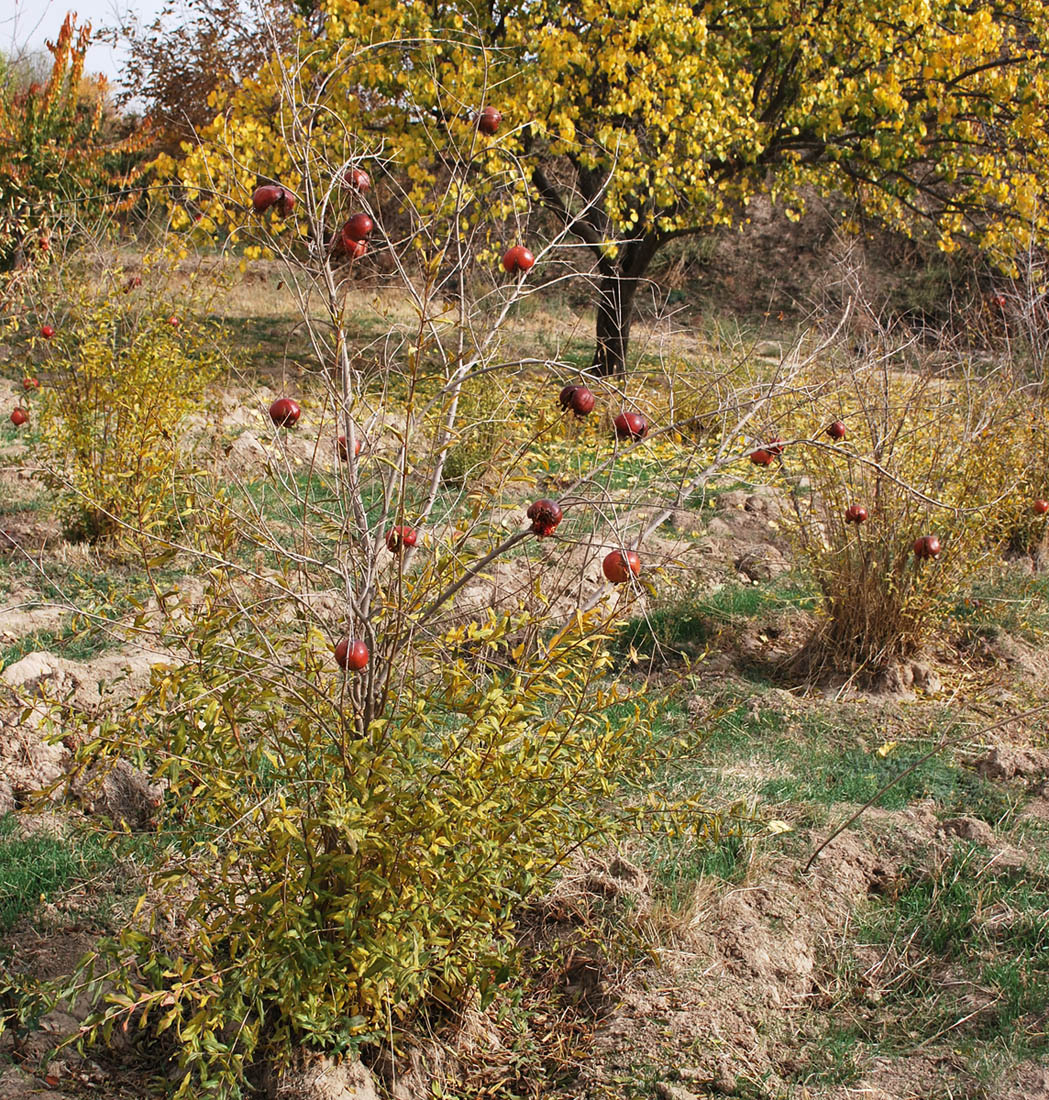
[950,566,1049,644]
[4,561,175,611]
[1,422,38,446]
[684,477,752,509]
[615,593,715,660]
[597,454,671,493]
[681,692,793,757]
[0,816,113,931]
[647,830,756,910]
[616,576,817,661]
[0,564,174,671]
[800,1025,863,1086]
[1,623,115,671]
[702,576,818,621]
[215,315,312,378]
[858,846,1049,1057]
[0,495,49,516]
[759,739,1014,822]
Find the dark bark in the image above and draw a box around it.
[528,159,670,377]
[592,269,638,376]
[591,234,661,376]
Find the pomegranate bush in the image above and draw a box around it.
[33,37,822,1097]
[10,255,224,543]
[779,327,1029,681]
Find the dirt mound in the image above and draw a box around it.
[0,593,71,643]
[569,821,936,1097]
[977,745,1049,781]
[0,698,68,813]
[275,1056,379,1100]
[2,649,159,710]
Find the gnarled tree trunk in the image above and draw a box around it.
[591,234,662,376]
[528,162,666,378]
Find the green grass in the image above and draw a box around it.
[647,830,758,910]
[0,815,113,932]
[760,738,1015,821]
[0,494,49,516]
[668,681,1014,823]
[851,846,1049,1057]
[0,623,118,672]
[635,682,1022,920]
[0,562,184,671]
[801,1026,863,1087]
[615,575,819,661]
[950,566,1049,645]
[684,477,753,509]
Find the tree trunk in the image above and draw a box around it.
[590,235,661,377]
[592,271,637,376]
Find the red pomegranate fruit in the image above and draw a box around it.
[343,167,371,192]
[502,245,535,274]
[269,398,301,427]
[477,106,502,135]
[334,638,369,670]
[613,411,648,441]
[527,498,563,537]
[342,213,374,242]
[602,549,641,584]
[913,534,942,560]
[337,434,362,460]
[559,384,595,417]
[386,526,419,552]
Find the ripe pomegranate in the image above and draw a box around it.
[39,325,54,339]
[502,245,535,274]
[559,384,595,417]
[750,449,774,467]
[477,106,502,135]
[913,534,942,560]
[335,638,369,670]
[602,549,641,584]
[252,184,295,216]
[613,411,648,440]
[22,377,39,391]
[343,213,374,242]
[527,498,563,537]
[386,526,419,551]
[844,504,868,524]
[826,420,846,441]
[269,397,301,427]
[10,408,28,426]
[1033,499,1049,515]
[340,233,367,259]
[765,437,785,455]
[343,167,371,192]
[337,434,362,460]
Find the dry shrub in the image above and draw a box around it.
[779,329,1029,681]
[980,401,1049,558]
[10,253,225,543]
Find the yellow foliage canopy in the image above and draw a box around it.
[174,0,1049,370]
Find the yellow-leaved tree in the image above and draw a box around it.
[173,0,1049,368]
[0,14,146,269]
[172,0,1049,373]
